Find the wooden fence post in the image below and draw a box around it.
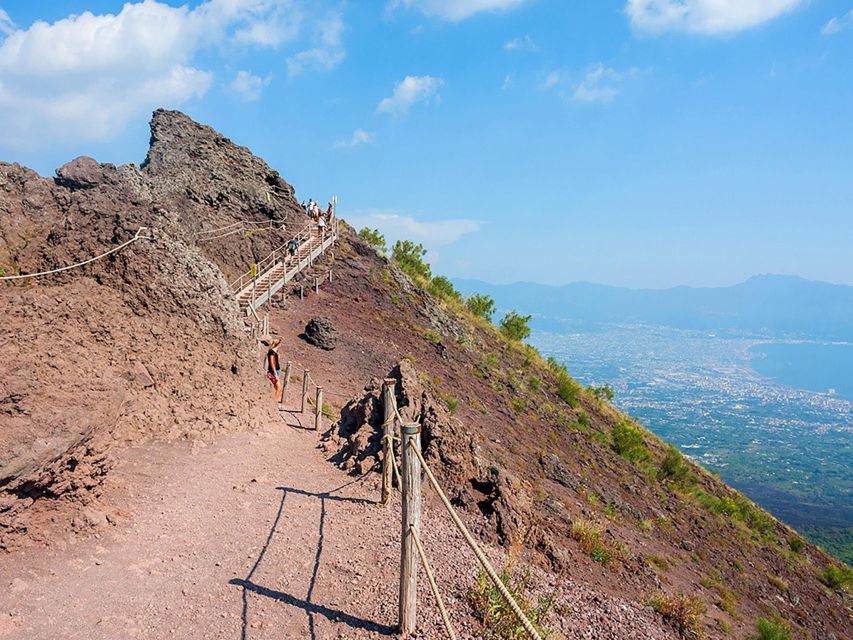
[399,423,422,636]
[314,387,323,431]
[301,370,309,413]
[314,277,319,293]
[381,379,397,506]
[300,285,304,300]
[328,270,333,283]
[280,361,292,405]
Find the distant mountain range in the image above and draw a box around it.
[453,275,853,340]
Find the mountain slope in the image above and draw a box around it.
[454,275,853,339]
[0,111,849,639]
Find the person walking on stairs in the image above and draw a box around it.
[265,339,282,401]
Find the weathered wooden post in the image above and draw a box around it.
[328,270,333,283]
[314,277,319,293]
[314,387,323,431]
[381,379,397,506]
[399,423,422,636]
[301,370,310,413]
[280,361,292,405]
[300,285,304,300]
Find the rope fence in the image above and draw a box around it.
[0,227,153,281]
[381,381,544,640]
[196,219,282,243]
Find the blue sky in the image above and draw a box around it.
[1,1,851,288]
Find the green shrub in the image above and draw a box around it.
[788,536,805,554]
[392,239,431,280]
[818,564,853,591]
[589,384,614,401]
[570,518,612,563]
[358,227,386,253]
[547,358,583,407]
[527,376,541,392]
[511,397,527,414]
[646,593,706,640]
[428,275,461,301]
[750,613,791,640]
[576,410,590,428]
[422,328,441,344]
[467,293,496,320]
[658,445,695,486]
[612,420,650,463]
[499,311,532,341]
[468,566,554,640]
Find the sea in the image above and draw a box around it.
[530,323,853,563]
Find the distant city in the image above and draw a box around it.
[532,322,853,564]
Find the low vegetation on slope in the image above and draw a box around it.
[321,223,853,639]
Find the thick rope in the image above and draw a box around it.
[410,527,458,640]
[408,442,543,640]
[0,227,153,281]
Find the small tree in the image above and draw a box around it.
[392,240,431,281]
[466,293,496,320]
[500,311,531,341]
[429,275,461,301]
[358,227,386,254]
[612,420,650,463]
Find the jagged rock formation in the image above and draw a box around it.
[0,110,311,549]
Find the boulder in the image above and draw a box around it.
[304,316,337,350]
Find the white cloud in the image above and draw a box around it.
[504,34,537,51]
[377,75,443,115]
[541,64,640,104]
[0,8,15,36]
[572,64,637,103]
[335,128,374,148]
[822,10,853,35]
[348,211,483,249]
[388,0,529,22]
[625,0,804,35]
[541,71,561,90]
[286,11,345,76]
[502,73,515,89]
[229,70,270,101]
[0,0,301,150]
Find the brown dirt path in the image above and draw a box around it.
[0,393,675,640]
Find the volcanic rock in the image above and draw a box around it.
[304,316,337,350]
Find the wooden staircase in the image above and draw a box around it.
[231,221,338,317]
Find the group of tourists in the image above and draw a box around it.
[301,198,334,234]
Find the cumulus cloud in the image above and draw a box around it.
[348,211,483,250]
[0,0,301,150]
[504,34,537,51]
[377,75,443,115]
[822,10,853,35]
[625,0,804,35]
[388,0,529,22]
[334,128,374,148]
[286,11,345,76]
[229,70,270,101]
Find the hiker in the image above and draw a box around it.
[318,215,326,234]
[306,199,313,218]
[265,339,282,401]
[288,237,299,258]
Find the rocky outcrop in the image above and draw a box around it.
[0,109,313,549]
[304,316,338,350]
[321,358,532,546]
